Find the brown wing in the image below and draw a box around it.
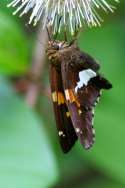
[49,63,77,153]
[61,59,112,149]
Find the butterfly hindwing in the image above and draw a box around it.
[61,55,112,149]
[49,63,77,153]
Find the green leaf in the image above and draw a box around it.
[0,12,29,75]
[78,21,125,184]
[0,77,58,188]
[78,178,125,188]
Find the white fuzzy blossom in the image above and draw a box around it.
[8,0,119,34]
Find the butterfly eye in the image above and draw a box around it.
[52,44,59,50]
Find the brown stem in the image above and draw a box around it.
[25,25,48,107]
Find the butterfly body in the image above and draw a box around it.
[47,40,112,153]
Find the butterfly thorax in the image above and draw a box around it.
[47,40,100,73]
[47,40,80,65]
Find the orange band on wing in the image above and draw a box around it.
[52,91,65,105]
[52,92,58,102]
[65,89,80,107]
[57,92,65,105]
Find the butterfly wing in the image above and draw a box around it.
[61,55,112,149]
[49,63,77,153]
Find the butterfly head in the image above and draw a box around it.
[47,40,70,62]
[48,40,69,50]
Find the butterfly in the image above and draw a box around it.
[47,40,112,153]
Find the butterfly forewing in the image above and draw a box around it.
[61,61,93,149]
[49,63,77,153]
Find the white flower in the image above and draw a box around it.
[7,0,119,35]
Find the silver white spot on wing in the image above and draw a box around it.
[58,131,65,137]
[92,128,95,135]
[75,69,96,93]
[75,128,83,134]
[75,128,80,133]
[84,140,91,149]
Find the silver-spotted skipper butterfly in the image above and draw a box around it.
[47,40,112,153]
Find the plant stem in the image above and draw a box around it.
[25,25,48,107]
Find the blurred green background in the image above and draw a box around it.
[0,1,125,188]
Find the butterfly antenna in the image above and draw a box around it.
[46,26,52,41]
[69,28,83,46]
